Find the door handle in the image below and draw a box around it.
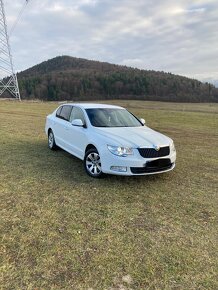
[64,126,69,130]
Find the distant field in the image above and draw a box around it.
[0,100,218,289]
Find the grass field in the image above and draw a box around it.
[0,100,218,290]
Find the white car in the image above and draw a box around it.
[45,103,176,177]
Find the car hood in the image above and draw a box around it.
[94,126,172,148]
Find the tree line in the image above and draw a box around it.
[15,56,218,102]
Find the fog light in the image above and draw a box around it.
[110,166,127,172]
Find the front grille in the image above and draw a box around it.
[138,146,170,158]
[130,159,173,174]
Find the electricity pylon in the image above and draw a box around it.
[0,0,21,100]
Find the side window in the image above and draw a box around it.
[56,106,62,117]
[70,107,86,124]
[59,105,72,121]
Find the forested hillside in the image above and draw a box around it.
[15,56,218,102]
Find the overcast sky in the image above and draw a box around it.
[4,0,218,84]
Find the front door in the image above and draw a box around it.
[63,106,88,159]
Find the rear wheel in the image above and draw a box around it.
[84,148,103,178]
[48,130,57,150]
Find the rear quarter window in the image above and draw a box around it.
[56,106,62,117]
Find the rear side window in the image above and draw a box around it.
[58,105,72,121]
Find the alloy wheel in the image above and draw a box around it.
[48,131,54,149]
[86,152,102,176]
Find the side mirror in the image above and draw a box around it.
[140,118,146,125]
[72,119,84,127]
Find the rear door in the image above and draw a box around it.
[53,105,72,149]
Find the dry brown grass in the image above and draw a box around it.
[0,100,218,289]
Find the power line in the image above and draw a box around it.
[10,0,30,36]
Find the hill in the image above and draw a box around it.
[16,56,218,102]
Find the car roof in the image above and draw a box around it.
[59,103,124,109]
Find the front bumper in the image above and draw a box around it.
[100,147,176,176]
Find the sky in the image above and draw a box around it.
[3,0,218,86]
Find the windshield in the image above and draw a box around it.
[85,108,143,127]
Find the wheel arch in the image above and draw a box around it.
[48,128,52,135]
[85,144,97,153]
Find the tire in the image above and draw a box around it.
[48,129,57,150]
[84,148,104,178]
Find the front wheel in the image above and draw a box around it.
[84,148,103,178]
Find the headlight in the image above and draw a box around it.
[171,142,176,152]
[107,145,133,157]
